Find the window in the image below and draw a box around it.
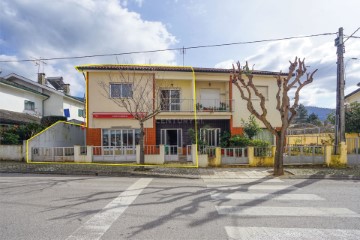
[24,100,35,111]
[110,83,133,98]
[160,89,180,111]
[200,128,221,146]
[251,86,268,100]
[102,129,140,148]
[78,109,85,117]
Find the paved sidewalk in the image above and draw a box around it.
[200,168,274,179]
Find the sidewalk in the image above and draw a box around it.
[1,161,360,180]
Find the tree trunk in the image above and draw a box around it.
[273,130,285,176]
[139,121,145,166]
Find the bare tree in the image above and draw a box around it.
[99,68,168,166]
[232,57,317,176]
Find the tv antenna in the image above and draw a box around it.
[32,57,47,74]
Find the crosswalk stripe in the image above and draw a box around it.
[211,193,324,200]
[216,206,360,217]
[202,178,283,183]
[225,227,360,240]
[66,178,153,240]
[206,184,298,190]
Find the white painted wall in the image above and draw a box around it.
[0,83,43,117]
[0,145,24,161]
[63,97,85,122]
[43,91,64,116]
[28,122,85,148]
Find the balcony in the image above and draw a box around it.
[160,99,234,112]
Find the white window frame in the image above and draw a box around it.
[160,128,182,147]
[110,83,133,98]
[160,89,181,111]
[102,129,139,148]
[24,100,35,111]
[200,128,221,146]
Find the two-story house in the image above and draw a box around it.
[0,73,85,128]
[76,64,283,154]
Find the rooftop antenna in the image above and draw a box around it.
[32,57,47,74]
[180,46,186,66]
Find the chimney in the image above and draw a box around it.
[37,73,46,85]
[63,84,70,94]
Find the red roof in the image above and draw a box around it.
[75,64,287,76]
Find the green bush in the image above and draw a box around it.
[41,116,67,127]
[2,132,20,145]
[219,131,230,148]
[249,139,270,147]
[229,135,250,147]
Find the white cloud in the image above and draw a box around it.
[0,0,177,96]
[215,38,360,108]
[214,59,235,69]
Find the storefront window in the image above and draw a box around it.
[102,129,138,148]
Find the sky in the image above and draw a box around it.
[0,0,359,108]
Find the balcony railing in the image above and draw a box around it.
[160,99,234,112]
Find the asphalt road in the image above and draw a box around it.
[1,173,360,240]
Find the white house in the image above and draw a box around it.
[0,73,85,125]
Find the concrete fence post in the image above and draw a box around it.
[248,146,255,166]
[191,144,197,165]
[325,144,332,166]
[159,145,165,164]
[340,141,348,165]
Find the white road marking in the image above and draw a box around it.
[66,178,152,240]
[225,227,360,240]
[216,206,360,217]
[206,184,298,190]
[211,193,324,201]
[202,178,283,183]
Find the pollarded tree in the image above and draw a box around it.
[232,57,317,176]
[99,68,169,166]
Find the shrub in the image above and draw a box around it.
[41,116,67,127]
[2,132,20,145]
[219,131,230,148]
[229,135,250,147]
[249,139,270,147]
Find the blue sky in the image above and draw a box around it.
[0,0,359,108]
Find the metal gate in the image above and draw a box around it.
[92,146,136,162]
[346,138,360,165]
[221,148,248,164]
[284,145,325,165]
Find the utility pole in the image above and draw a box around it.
[335,27,345,149]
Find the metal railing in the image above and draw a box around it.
[144,145,160,155]
[32,147,74,162]
[92,146,136,156]
[254,147,272,157]
[284,145,325,165]
[160,99,234,112]
[198,146,216,158]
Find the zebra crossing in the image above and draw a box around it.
[202,174,360,240]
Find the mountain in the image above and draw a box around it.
[305,106,334,121]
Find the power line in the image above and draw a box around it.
[344,27,360,43]
[0,32,336,63]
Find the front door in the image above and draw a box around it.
[160,129,182,160]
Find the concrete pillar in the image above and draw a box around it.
[325,144,332,167]
[74,145,92,163]
[191,144,197,165]
[248,146,255,166]
[339,141,348,165]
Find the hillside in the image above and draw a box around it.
[305,106,334,121]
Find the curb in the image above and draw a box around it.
[0,170,201,179]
